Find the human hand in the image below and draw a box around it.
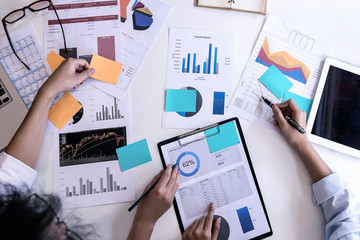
[182,203,221,240]
[272,99,308,149]
[40,58,95,99]
[128,165,180,240]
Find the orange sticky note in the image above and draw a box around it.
[89,54,123,85]
[46,51,65,72]
[48,92,82,130]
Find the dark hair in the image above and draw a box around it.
[0,184,97,240]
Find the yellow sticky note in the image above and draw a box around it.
[46,51,65,72]
[48,92,82,130]
[89,54,123,85]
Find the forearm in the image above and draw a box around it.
[293,141,333,183]
[5,89,55,168]
[127,220,155,240]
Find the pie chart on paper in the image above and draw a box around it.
[132,1,153,30]
[176,86,203,117]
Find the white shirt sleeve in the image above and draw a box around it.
[0,151,37,188]
[312,172,360,240]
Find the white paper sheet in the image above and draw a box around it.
[90,0,173,99]
[228,15,328,132]
[162,28,235,129]
[52,89,135,209]
[43,0,122,69]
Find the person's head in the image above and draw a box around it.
[0,184,95,240]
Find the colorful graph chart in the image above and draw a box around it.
[120,0,153,30]
[132,1,153,30]
[255,37,310,84]
[182,43,219,74]
[59,127,127,166]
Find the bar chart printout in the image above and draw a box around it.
[56,159,135,209]
[163,28,235,129]
[96,97,124,121]
[182,43,219,74]
[65,167,127,197]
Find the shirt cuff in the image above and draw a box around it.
[0,151,37,188]
[312,172,348,206]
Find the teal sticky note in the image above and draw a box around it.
[205,121,240,153]
[259,65,294,99]
[116,139,152,171]
[283,92,313,121]
[165,89,196,112]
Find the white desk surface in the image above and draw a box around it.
[2,0,360,239]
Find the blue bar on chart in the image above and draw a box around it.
[208,44,212,74]
[186,53,190,73]
[181,43,219,74]
[213,91,225,115]
[192,53,196,73]
[237,206,255,233]
[214,47,218,74]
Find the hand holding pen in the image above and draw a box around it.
[128,165,180,239]
[272,99,309,148]
[252,91,306,134]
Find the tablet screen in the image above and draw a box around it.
[312,66,360,150]
[159,120,271,239]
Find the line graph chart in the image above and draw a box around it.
[59,127,126,167]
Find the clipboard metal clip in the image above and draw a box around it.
[177,123,221,147]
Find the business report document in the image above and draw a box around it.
[52,89,135,209]
[159,119,271,239]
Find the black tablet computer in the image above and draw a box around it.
[307,57,360,158]
[158,118,272,239]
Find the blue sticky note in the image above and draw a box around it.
[282,92,313,121]
[116,139,152,171]
[205,121,240,153]
[259,65,294,99]
[165,89,196,112]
